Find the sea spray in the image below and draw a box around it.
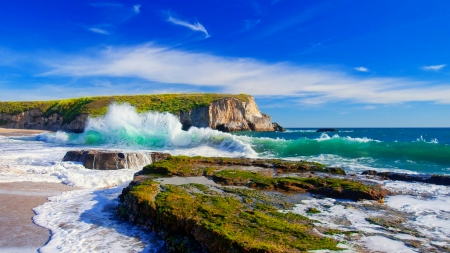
[37,103,256,157]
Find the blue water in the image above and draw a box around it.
[35,104,450,175]
[234,128,450,175]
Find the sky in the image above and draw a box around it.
[1,0,450,127]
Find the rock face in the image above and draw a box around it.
[272,122,286,132]
[0,109,88,133]
[62,150,170,170]
[1,96,283,133]
[179,97,276,132]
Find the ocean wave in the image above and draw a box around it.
[415,135,439,144]
[316,133,379,143]
[37,103,256,157]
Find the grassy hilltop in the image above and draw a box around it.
[0,94,250,124]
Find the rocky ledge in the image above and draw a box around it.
[117,155,388,252]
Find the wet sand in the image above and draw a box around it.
[0,128,74,252]
[0,182,77,252]
[0,128,49,137]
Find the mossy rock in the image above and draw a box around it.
[121,154,390,252]
[121,180,342,253]
[142,155,387,201]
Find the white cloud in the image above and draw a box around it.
[88,27,110,35]
[42,44,450,105]
[133,5,141,14]
[422,64,446,71]
[167,16,210,38]
[363,105,376,110]
[354,66,369,72]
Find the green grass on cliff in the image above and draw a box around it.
[0,93,250,123]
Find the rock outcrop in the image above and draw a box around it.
[117,154,389,253]
[62,150,170,170]
[0,109,88,133]
[179,96,276,132]
[1,95,283,133]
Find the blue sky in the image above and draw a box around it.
[1,0,450,127]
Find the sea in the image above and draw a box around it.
[0,103,449,252]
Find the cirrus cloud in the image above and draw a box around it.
[422,64,446,71]
[166,15,210,38]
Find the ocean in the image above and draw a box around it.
[1,103,449,252]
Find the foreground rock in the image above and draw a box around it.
[362,170,450,186]
[118,155,389,253]
[62,150,170,170]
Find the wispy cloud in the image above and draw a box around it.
[167,15,210,38]
[88,27,110,35]
[243,19,260,32]
[42,44,450,105]
[354,66,369,72]
[422,64,446,71]
[133,4,141,14]
[363,105,376,110]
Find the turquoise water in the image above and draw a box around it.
[35,104,450,175]
[235,128,450,175]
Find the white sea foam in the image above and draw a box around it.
[34,184,165,253]
[359,236,416,253]
[316,133,379,143]
[416,135,439,144]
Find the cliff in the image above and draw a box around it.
[179,96,276,132]
[0,94,283,133]
[0,109,88,133]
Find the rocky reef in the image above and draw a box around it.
[118,154,388,252]
[0,94,282,133]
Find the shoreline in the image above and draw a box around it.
[0,128,74,252]
[0,182,77,252]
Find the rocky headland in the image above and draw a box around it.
[0,94,284,133]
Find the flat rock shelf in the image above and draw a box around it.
[117,154,389,253]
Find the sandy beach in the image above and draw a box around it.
[0,128,50,137]
[0,128,76,252]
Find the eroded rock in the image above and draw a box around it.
[62,150,169,170]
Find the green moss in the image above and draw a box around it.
[306,207,321,214]
[0,94,251,120]
[323,229,357,235]
[0,119,7,126]
[125,183,341,252]
[143,155,384,201]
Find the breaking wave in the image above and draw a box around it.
[37,103,256,157]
